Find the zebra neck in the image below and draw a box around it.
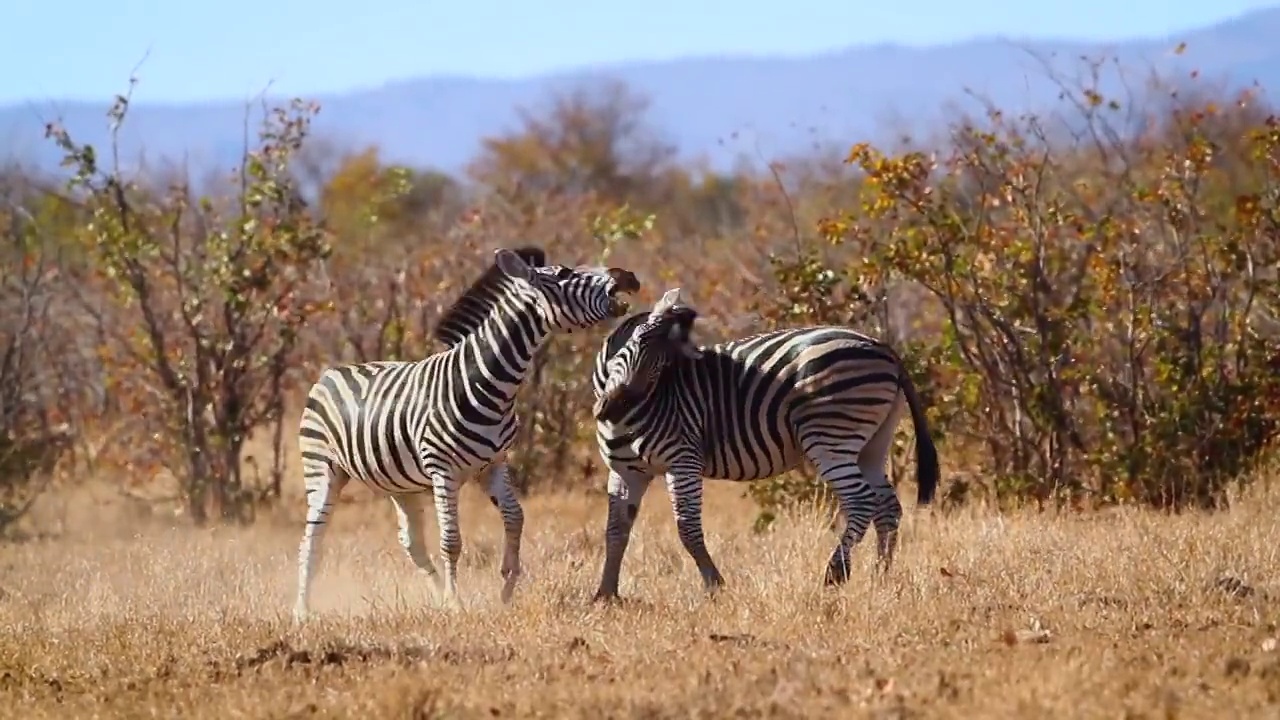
[460,293,552,398]
[611,385,669,433]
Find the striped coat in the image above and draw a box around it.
[292,247,639,619]
[590,288,938,599]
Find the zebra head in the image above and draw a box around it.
[593,287,704,424]
[493,248,641,331]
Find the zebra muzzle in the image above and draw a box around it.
[608,268,641,294]
[607,297,631,317]
[606,268,641,317]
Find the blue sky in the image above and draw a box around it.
[4,0,1276,104]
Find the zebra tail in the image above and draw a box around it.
[896,364,939,506]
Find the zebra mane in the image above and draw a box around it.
[432,246,548,348]
[599,311,650,364]
[599,302,700,365]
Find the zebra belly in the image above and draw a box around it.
[333,436,434,491]
[701,444,805,481]
[603,430,805,481]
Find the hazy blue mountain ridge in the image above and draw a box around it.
[5,8,1280,176]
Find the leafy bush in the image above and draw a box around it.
[3,50,1276,532]
[44,86,333,524]
[819,73,1280,511]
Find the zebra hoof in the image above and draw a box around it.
[499,577,520,604]
[591,591,622,605]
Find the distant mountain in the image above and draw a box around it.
[5,7,1280,177]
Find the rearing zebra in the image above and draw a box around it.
[293,247,640,620]
[589,288,938,600]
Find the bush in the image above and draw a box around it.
[44,87,333,524]
[820,70,1280,511]
[0,173,84,535]
[4,51,1277,532]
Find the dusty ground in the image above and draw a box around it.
[2,477,1279,719]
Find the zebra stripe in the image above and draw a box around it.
[589,287,939,600]
[292,247,640,621]
[432,246,547,347]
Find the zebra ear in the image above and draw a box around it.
[494,248,535,283]
[649,287,683,321]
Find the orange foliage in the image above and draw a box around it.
[8,48,1280,524]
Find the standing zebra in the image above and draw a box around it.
[293,247,640,621]
[589,288,938,600]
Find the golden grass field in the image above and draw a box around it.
[2,472,1280,719]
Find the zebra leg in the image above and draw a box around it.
[593,468,654,602]
[857,396,906,574]
[389,493,445,599]
[485,462,524,604]
[294,462,349,622]
[804,441,875,587]
[871,483,903,574]
[665,466,725,593]
[431,473,463,609]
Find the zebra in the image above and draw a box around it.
[589,287,939,600]
[293,247,640,621]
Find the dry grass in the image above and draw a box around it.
[2,477,1280,719]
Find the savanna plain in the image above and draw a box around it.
[6,41,1280,719]
[2,471,1279,719]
